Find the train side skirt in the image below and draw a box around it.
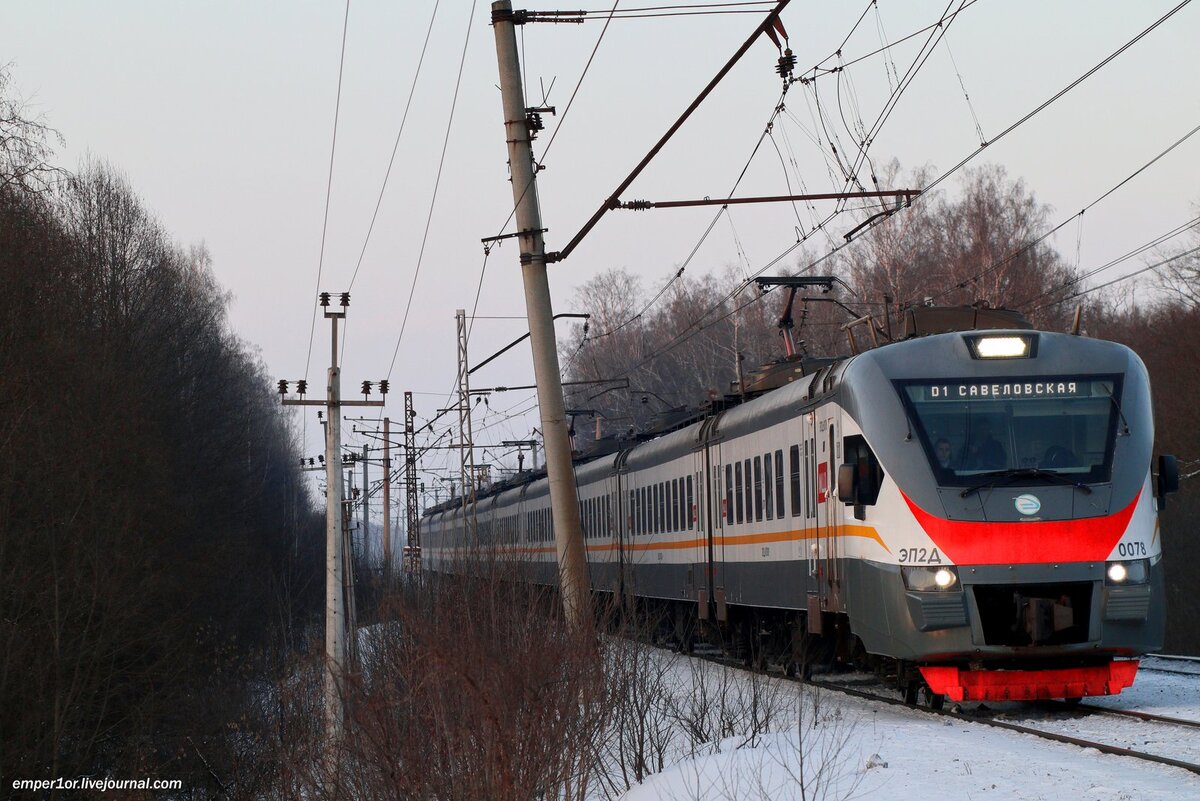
[919,660,1140,702]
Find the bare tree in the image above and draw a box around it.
[0,64,65,194]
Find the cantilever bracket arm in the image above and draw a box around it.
[546,0,794,265]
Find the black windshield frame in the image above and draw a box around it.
[895,374,1123,487]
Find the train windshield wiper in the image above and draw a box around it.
[959,468,1094,498]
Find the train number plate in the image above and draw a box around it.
[898,547,942,564]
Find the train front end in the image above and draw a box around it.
[840,328,1170,702]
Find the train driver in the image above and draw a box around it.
[965,418,1007,469]
[934,437,956,470]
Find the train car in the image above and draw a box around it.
[422,306,1180,705]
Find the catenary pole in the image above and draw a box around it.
[361,444,369,562]
[492,0,589,629]
[383,417,391,576]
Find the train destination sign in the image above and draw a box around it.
[915,380,1091,401]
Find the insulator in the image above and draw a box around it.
[300,457,305,466]
[362,381,372,395]
[309,458,315,466]
[297,380,308,395]
[340,292,350,307]
[318,455,325,463]
[319,292,331,307]
[776,48,797,79]
[526,111,544,139]
[278,380,289,395]
[378,380,389,395]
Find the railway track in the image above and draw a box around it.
[807,673,1200,776]
[1067,701,1200,730]
[1138,654,1200,678]
[689,649,1200,777]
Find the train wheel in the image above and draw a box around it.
[920,687,945,711]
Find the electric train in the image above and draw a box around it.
[422,305,1179,704]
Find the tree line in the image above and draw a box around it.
[0,69,325,791]
[562,162,1200,654]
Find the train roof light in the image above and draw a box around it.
[968,334,1034,359]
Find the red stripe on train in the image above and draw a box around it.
[901,490,1140,565]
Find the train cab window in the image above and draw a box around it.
[789,445,801,518]
[764,453,774,521]
[898,376,1121,486]
[841,434,885,518]
[735,462,744,524]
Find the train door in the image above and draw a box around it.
[818,406,843,613]
[708,433,728,625]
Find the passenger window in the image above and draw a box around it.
[726,465,734,525]
[687,475,695,527]
[735,462,744,524]
[743,459,752,525]
[774,449,785,518]
[764,452,774,521]
[790,445,801,517]
[754,456,764,522]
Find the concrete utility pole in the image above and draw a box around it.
[279,292,386,755]
[492,1,589,629]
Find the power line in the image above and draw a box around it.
[1033,244,1200,310]
[917,118,1200,308]
[346,1,442,293]
[303,0,351,384]
[384,0,478,382]
[919,0,1195,201]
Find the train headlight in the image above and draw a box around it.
[1105,559,1149,585]
[902,565,960,592]
[966,334,1035,359]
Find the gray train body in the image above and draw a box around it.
[424,327,1168,699]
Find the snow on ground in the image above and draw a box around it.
[988,655,1200,768]
[617,651,1200,801]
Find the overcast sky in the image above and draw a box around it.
[5,1,1198,533]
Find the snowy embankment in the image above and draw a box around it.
[618,649,1200,801]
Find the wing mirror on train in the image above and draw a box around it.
[1157,454,1180,508]
[840,435,885,519]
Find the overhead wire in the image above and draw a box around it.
[915,118,1200,308]
[302,0,352,385]
[384,0,479,382]
[346,1,442,293]
[1021,216,1200,311]
[1032,244,1200,310]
